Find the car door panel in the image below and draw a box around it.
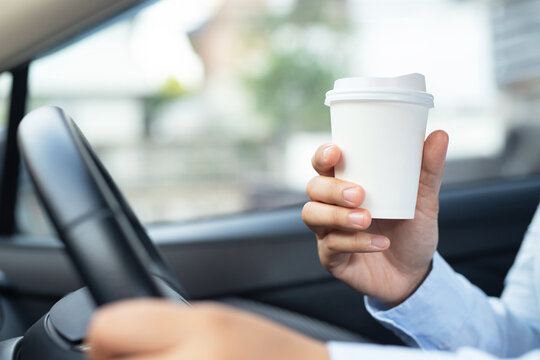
[0,176,537,343]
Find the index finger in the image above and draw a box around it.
[311,144,341,177]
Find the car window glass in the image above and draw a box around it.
[18,0,540,235]
[0,72,11,174]
[0,73,11,128]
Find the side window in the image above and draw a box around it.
[21,0,338,234]
[17,0,540,236]
[0,72,12,168]
[19,1,262,233]
[0,73,10,130]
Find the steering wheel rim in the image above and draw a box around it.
[18,106,188,305]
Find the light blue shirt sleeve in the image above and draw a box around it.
[327,343,540,359]
[327,203,540,359]
[500,204,540,324]
[364,252,540,355]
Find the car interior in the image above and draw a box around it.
[0,0,539,359]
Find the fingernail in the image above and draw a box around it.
[371,236,389,249]
[348,212,365,227]
[343,188,359,204]
[322,145,333,162]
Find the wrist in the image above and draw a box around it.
[383,261,433,308]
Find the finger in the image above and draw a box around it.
[322,231,390,254]
[306,176,365,208]
[302,202,372,233]
[311,144,341,177]
[87,300,188,360]
[416,130,449,217]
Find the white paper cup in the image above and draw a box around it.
[325,74,434,219]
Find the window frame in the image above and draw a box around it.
[0,64,29,235]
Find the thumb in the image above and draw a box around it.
[416,130,449,217]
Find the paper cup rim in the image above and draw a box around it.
[325,89,434,108]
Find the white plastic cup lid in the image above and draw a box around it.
[325,73,434,108]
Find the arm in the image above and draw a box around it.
[86,299,540,360]
[501,204,540,323]
[302,131,540,356]
[363,204,540,357]
[86,300,330,360]
[86,205,540,360]
[366,250,540,357]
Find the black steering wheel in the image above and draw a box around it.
[12,106,189,359]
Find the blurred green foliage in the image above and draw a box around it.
[287,0,350,30]
[143,76,189,138]
[159,77,188,97]
[243,0,350,134]
[244,50,337,133]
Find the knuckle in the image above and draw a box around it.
[353,231,369,245]
[330,207,343,226]
[320,261,331,272]
[301,202,316,224]
[305,176,319,196]
[197,304,232,331]
[318,249,331,270]
[328,178,339,194]
[325,235,339,252]
[332,182,348,203]
[302,201,313,217]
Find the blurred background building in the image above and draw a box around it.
[0,0,538,233]
[490,0,540,176]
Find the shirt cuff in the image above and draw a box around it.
[364,252,478,350]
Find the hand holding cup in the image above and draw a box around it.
[303,131,448,306]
